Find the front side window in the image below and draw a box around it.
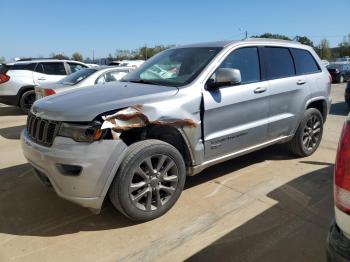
[291,49,320,75]
[38,62,66,75]
[262,47,295,80]
[123,47,222,87]
[219,47,260,84]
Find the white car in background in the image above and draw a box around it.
[35,66,134,99]
[109,60,145,68]
[0,59,88,112]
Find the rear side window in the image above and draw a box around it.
[9,63,36,71]
[219,47,260,84]
[291,49,320,75]
[36,62,66,75]
[262,47,295,80]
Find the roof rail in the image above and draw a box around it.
[17,58,63,61]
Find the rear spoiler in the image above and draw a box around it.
[0,64,9,74]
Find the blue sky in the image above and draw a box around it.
[2,0,349,60]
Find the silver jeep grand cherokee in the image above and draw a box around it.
[21,39,332,221]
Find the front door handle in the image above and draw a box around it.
[297,80,306,85]
[37,77,46,81]
[254,87,267,94]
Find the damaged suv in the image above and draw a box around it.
[21,39,331,221]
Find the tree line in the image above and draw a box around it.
[2,34,350,64]
[252,33,350,60]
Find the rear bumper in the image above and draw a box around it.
[0,95,18,106]
[21,130,128,211]
[327,221,350,262]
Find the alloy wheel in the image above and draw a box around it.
[128,154,179,211]
[302,115,321,151]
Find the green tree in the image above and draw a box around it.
[252,33,291,40]
[317,39,332,60]
[295,36,314,47]
[139,45,174,59]
[71,52,83,62]
[0,56,5,63]
[338,34,350,57]
[50,52,69,60]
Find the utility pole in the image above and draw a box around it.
[92,49,95,63]
[245,30,248,39]
[145,44,148,60]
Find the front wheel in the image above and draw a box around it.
[287,108,324,157]
[109,139,186,222]
[19,90,35,114]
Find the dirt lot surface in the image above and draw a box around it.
[0,84,348,262]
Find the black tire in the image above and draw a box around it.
[19,90,35,114]
[109,139,186,222]
[287,108,324,157]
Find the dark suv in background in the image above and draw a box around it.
[327,63,350,83]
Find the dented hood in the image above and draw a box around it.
[31,81,178,122]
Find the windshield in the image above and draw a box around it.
[58,68,97,85]
[122,47,222,87]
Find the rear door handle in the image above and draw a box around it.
[297,80,306,85]
[37,77,46,80]
[254,87,267,94]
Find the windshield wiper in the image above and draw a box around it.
[125,79,164,86]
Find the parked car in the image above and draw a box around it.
[109,60,145,68]
[35,66,134,100]
[336,56,350,63]
[327,63,350,83]
[345,82,350,108]
[327,116,350,261]
[0,59,88,112]
[21,39,331,222]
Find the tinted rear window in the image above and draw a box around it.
[291,49,320,75]
[8,63,36,71]
[262,47,295,80]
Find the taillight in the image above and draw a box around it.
[43,89,56,97]
[334,122,350,214]
[0,74,10,84]
[329,74,332,83]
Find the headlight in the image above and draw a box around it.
[58,122,104,142]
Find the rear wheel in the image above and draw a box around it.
[109,139,186,222]
[19,90,35,114]
[287,108,323,157]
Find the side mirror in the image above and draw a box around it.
[207,68,241,89]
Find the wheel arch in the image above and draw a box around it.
[305,97,328,122]
[119,125,194,169]
[16,85,36,105]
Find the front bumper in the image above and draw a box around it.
[21,130,127,211]
[327,221,350,262]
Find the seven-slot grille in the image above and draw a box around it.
[26,113,60,147]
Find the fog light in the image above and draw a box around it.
[56,164,82,176]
